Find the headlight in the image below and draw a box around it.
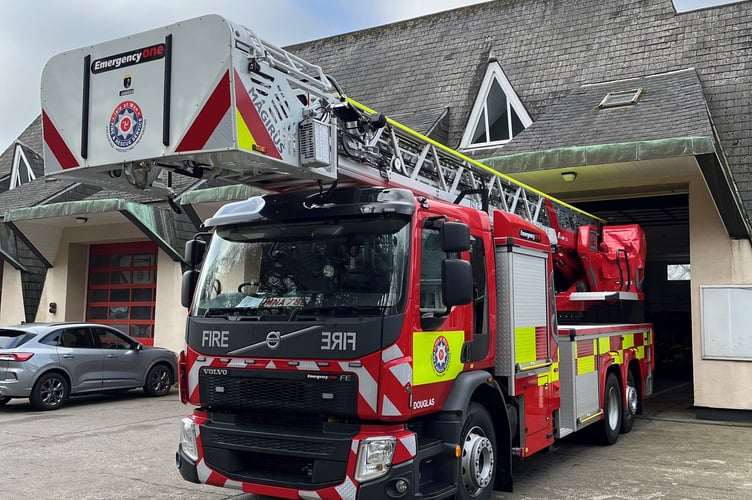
[354,436,397,483]
[180,417,199,462]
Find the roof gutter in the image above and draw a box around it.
[4,199,183,264]
[481,135,751,240]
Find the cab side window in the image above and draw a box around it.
[420,227,444,313]
[470,235,487,334]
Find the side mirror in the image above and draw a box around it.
[181,270,199,308]
[442,259,473,306]
[185,239,207,268]
[441,222,471,253]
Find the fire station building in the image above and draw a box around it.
[0,0,750,418]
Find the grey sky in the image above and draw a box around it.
[0,0,740,151]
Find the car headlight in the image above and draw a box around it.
[354,436,397,483]
[180,417,199,462]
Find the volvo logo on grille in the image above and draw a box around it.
[266,331,281,349]
[202,368,228,376]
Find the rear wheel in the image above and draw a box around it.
[458,403,496,500]
[144,364,172,397]
[621,369,638,434]
[30,372,69,411]
[596,372,622,445]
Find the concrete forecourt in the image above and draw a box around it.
[0,384,749,499]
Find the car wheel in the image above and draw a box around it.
[30,372,69,411]
[144,364,172,397]
[0,396,11,406]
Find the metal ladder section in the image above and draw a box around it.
[231,25,602,236]
[339,99,602,236]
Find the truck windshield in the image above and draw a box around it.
[191,217,411,317]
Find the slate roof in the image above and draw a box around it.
[478,68,715,170]
[288,0,752,214]
[0,115,43,179]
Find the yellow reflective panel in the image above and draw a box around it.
[413,330,465,386]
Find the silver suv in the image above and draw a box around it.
[0,322,177,410]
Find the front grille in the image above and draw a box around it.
[200,418,358,488]
[200,369,358,416]
[209,430,336,456]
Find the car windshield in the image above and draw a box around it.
[0,330,31,349]
[191,216,411,317]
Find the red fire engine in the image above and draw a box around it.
[41,15,653,499]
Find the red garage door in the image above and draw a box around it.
[86,242,157,346]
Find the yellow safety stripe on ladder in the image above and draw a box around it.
[346,98,604,223]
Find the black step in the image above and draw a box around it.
[418,480,456,499]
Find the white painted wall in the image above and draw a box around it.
[689,177,752,410]
[153,251,188,353]
[35,220,146,322]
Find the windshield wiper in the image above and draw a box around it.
[203,307,265,319]
[296,305,388,317]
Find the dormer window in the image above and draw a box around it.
[10,142,37,189]
[460,61,532,150]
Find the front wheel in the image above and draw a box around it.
[0,396,11,406]
[458,403,496,500]
[30,372,69,411]
[596,372,622,445]
[143,364,172,397]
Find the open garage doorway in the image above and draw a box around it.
[576,194,692,385]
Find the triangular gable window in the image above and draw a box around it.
[460,62,532,150]
[10,143,36,189]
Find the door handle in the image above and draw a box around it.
[62,354,74,359]
[106,354,118,359]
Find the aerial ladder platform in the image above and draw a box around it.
[40,14,645,310]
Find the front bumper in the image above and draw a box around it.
[176,442,423,500]
[175,412,456,500]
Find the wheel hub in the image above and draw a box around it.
[461,426,495,496]
[626,383,638,415]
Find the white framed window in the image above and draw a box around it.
[460,62,532,150]
[10,143,36,189]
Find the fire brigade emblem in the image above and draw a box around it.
[432,336,450,375]
[108,100,144,150]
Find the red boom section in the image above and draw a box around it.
[554,223,646,312]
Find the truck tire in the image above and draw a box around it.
[596,372,622,445]
[30,372,69,411]
[458,402,496,500]
[621,369,638,434]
